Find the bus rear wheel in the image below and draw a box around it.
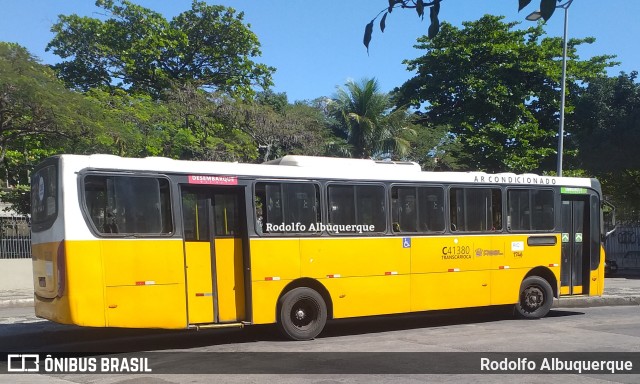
[515,276,553,319]
[277,287,327,341]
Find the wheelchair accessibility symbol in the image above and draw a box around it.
[403,237,411,248]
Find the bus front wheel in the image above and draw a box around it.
[277,287,327,341]
[515,276,553,319]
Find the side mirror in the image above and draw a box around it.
[602,200,616,241]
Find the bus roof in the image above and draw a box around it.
[54,154,598,190]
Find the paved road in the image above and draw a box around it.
[1,305,640,383]
[1,275,639,383]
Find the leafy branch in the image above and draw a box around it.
[364,0,564,52]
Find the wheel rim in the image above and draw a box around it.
[289,296,319,330]
[521,285,545,312]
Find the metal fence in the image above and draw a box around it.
[0,216,31,259]
[605,226,640,270]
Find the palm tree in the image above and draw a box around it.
[330,78,414,159]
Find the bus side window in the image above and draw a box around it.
[418,187,445,232]
[450,187,501,232]
[83,175,172,236]
[508,189,554,231]
[391,186,417,233]
[255,197,265,234]
[328,184,385,234]
[328,185,355,227]
[255,182,320,234]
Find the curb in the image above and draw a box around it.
[553,295,640,308]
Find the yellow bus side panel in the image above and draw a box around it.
[185,242,214,324]
[215,238,246,322]
[325,275,411,318]
[300,238,411,278]
[487,236,561,303]
[411,272,490,311]
[101,239,187,328]
[410,236,491,310]
[106,284,185,328]
[33,240,106,327]
[101,240,185,287]
[251,280,288,324]
[489,269,527,305]
[250,239,301,282]
[66,240,106,326]
[251,276,412,324]
[411,236,491,274]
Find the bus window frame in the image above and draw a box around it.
[325,181,388,236]
[390,183,447,236]
[252,179,323,238]
[505,187,556,233]
[78,171,175,238]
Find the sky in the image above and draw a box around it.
[1,0,639,102]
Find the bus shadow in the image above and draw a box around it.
[319,307,585,339]
[0,322,266,353]
[546,309,585,318]
[0,307,585,353]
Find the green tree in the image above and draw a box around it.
[365,0,566,50]
[570,72,640,222]
[393,15,615,173]
[0,43,106,184]
[85,88,175,157]
[330,78,415,159]
[571,72,640,172]
[407,124,461,170]
[47,0,274,99]
[163,84,257,162]
[212,95,331,163]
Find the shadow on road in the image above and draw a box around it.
[0,306,585,353]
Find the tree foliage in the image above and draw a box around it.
[571,72,640,172]
[214,92,330,162]
[0,42,107,184]
[570,72,640,222]
[365,0,566,51]
[393,15,615,173]
[330,78,415,159]
[47,0,274,99]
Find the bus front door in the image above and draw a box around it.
[560,196,591,295]
[181,187,246,325]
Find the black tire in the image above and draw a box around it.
[277,287,327,341]
[515,276,554,319]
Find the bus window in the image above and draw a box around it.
[182,193,209,241]
[31,164,58,231]
[255,182,319,234]
[392,186,445,233]
[450,187,501,232]
[418,187,445,232]
[328,185,355,228]
[83,175,173,235]
[213,193,240,236]
[356,185,386,232]
[508,189,554,231]
[328,184,386,233]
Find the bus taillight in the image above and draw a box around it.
[56,241,66,298]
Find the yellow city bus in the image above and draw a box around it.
[30,154,610,340]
